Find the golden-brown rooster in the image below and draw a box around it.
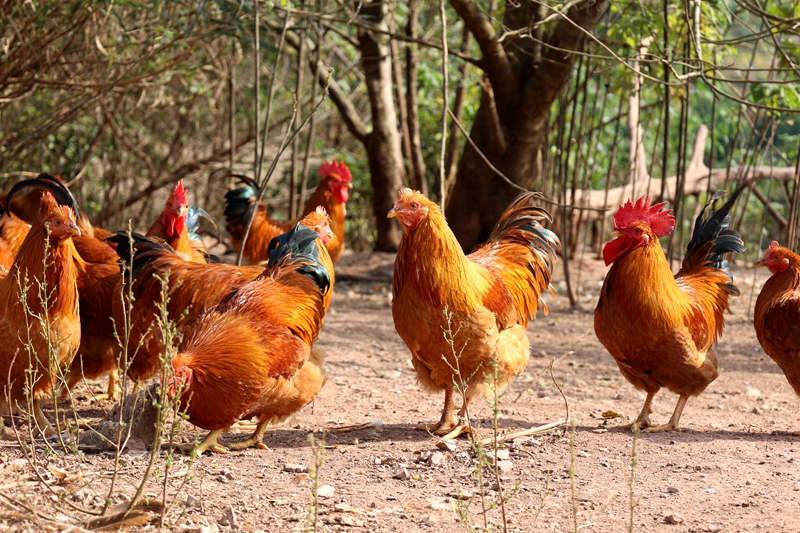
[595,188,745,432]
[108,210,334,385]
[224,159,352,264]
[0,193,81,437]
[170,224,331,454]
[390,189,560,439]
[754,241,800,396]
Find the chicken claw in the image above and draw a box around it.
[416,388,459,435]
[180,429,229,455]
[642,394,688,434]
[228,418,270,451]
[438,423,472,441]
[616,391,655,432]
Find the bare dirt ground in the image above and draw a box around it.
[1,251,800,532]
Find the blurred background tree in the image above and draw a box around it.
[2,0,799,268]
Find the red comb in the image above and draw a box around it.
[613,196,675,237]
[319,159,352,182]
[767,240,781,251]
[173,180,187,206]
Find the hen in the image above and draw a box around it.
[754,241,800,396]
[109,210,334,384]
[594,188,745,432]
[224,159,351,264]
[390,189,560,439]
[0,176,117,264]
[170,224,331,454]
[0,193,81,436]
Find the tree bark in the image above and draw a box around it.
[358,0,406,251]
[446,0,606,251]
[405,0,428,196]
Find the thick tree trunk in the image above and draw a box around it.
[446,0,606,251]
[358,1,406,251]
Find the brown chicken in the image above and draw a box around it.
[754,241,800,396]
[0,176,117,264]
[0,193,81,437]
[108,210,334,385]
[390,189,560,439]
[170,225,331,454]
[63,181,216,400]
[225,159,352,264]
[594,188,745,432]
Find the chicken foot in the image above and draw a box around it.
[438,397,474,440]
[228,417,270,451]
[180,429,229,455]
[416,388,459,435]
[617,391,656,431]
[643,394,688,433]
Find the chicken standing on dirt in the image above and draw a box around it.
[0,193,81,437]
[170,225,331,455]
[389,189,560,439]
[595,188,745,432]
[108,210,334,384]
[754,241,800,396]
[224,159,352,264]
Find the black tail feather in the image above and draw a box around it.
[107,231,179,277]
[683,183,747,287]
[5,175,83,220]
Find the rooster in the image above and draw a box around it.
[595,188,745,432]
[170,224,331,454]
[0,193,81,437]
[224,159,352,264]
[108,210,334,385]
[145,180,217,263]
[754,241,800,396]
[390,189,560,439]
[63,184,220,400]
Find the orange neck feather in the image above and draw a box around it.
[1,225,79,318]
[605,239,693,324]
[394,207,490,311]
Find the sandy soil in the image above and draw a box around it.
[1,251,799,532]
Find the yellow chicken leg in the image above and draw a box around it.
[416,388,459,435]
[180,429,229,455]
[617,391,656,431]
[228,418,270,451]
[438,396,474,440]
[644,395,688,433]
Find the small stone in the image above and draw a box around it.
[284,463,309,473]
[420,514,437,526]
[333,503,352,512]
[222,468,234,480]
[664,514,685,524]
[746,387,761,399]
[417,451,432,463]
[666,487,679,494]
[577,451,590,458]
[339,514,364,527]
[497,460,513,473]
[351,438,359,445]
[447,489,472,500]
[429,451,445,466]
[215,475,229,484]
[186,494,199,506]
[706,525,723,532]
[218,506,237,528]
[192,526,219,533]
[393,468,410,480]
[752,407,763,415]
[436,439,456,452]
[9,459,27,471]
[537,391,549,398]
[317,485,335,499]
[592,428,608,434]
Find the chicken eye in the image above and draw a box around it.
[410,203,418,210]
[633,228,641,235]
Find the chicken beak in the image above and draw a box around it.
[755,259,767,268]
[610,230,622,240]
[387,208,399,219]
